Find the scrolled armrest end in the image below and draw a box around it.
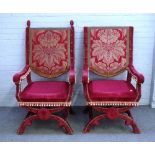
[128,66,144,84]
[13,65,30,83]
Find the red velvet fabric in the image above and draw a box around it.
[88,80,137,101]
[20,81,69,102]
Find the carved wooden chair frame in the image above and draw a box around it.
[82,27,144,134]
[13,20,75,135]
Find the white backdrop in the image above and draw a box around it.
[0,13,155,107]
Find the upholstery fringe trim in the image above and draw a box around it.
[18,101,71,107]
[87,101,139,106]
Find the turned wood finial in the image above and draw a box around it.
[27,20,31,27]
[70,20,74,26]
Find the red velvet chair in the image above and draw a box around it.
[82,27,144,133]
[13,20,75,134]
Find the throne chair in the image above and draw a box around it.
[13,20,75,134]
[82,26,144,133]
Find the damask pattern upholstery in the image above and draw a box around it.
[30,28,70,78]
[89,27,129,77]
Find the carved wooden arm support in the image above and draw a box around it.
[127,66,144,101]
[128,66,144,84]
[69,68,76,85]
[66,67,76,102]
[13,65,31,84]
[82,66,89,85]
[82,66,91,101]
[13,65,31,101]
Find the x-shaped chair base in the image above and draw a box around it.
[83,106,140,134]
[17,106,73,135]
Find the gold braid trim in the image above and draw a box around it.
[87,101,139,106]
[19,101,71,107]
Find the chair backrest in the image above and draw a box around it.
[25,20,74,78]
[84,27,133,77]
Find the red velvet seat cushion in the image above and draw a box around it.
[88,80,137,101]
[20,81,69,102]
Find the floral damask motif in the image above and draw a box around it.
[30,29,69,77]
[90,28,128,76]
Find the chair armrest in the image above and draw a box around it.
[13,65,31,84]
[82,66,89,84]
[69,68,76,85]
[128,66,144,84]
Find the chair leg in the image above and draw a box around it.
[83,106,93,120]
[88,107,93,120]
[83,114,106,133]
[83,106,89,114]
[69,107,75,115]
[50,114,73,134]
[125,110,133,119]
[83,106,140,134]
[119,113,140,134]
[17,107,73,135]
[64,108,69,120]
[17,113,38,135]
